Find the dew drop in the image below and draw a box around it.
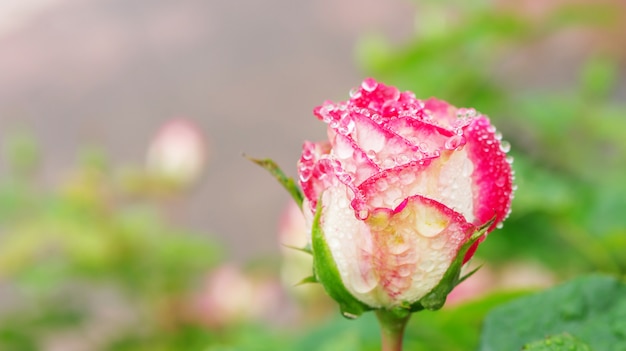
[337,116,356,135]
[397,264,413,277]
[400,171,416,185]
[382,157,396,169]
[499,140,511,153]
[388,238,411,255]
[349,87,361,99]
[362,78,378,92]
[371,114,383,124]
[418,260,435,272]
[505,155,514,164]
[302,148,314,161]
[299,168,312,182]
[338,173,353,184]
[496,222,503,229]
[494,131,502,140]
[342,311,358,319]
[350,268,378,293]
[376,179,388,191]
[357,209,369,220]
[395,154,409,165]
[444,135,466,150]
[495,176,506,187]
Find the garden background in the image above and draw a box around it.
[0,0,625,350]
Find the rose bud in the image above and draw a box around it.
[146,117,208,187]
[296,78,514,317]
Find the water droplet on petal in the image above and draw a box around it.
[376,179,388,191]
[418,260,435,272]
[444,135,466,150]
[302,148,314,161]
[361,78,378,92]
[338,173,353,184]
[382,157,396,168]
[495,176,506,187]
[299,168,312,182]
[337,116,355,135]
[371,114,383,124]
[357,209,369,220]
[350,266,378,293]
[400,171,416,185]
[397,264,413,277]
[349,88,361,99]
[431,237,446,249]
[395,154,409,165]
[499,140,511,153]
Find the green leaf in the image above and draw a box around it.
[282,243,312,255]
[245,155,304,209]
[479,275,626,350]
[311,200,371,318]
[295,275,318,286]
[522,333,592,351]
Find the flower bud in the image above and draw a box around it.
[146,117,208,187]
[298,79,514,315]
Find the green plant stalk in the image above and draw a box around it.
[376,309,411,351]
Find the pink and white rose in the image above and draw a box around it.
[298,78,514,309]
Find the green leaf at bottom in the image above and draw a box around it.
[522,333,592,351]
[480,274,626,351]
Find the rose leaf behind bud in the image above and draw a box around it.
[246,155,304,209]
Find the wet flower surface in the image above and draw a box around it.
[298,78,514,308]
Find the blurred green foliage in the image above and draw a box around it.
[0,135,221,350]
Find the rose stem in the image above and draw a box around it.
[375,309,411,351]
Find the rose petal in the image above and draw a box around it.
[298,141,332,209]
[464,116,514,228]
[357,148,476,224]
[348,113,419,168]
[385,117,454,158]
[319,185,475,308]
[330,132,379,184]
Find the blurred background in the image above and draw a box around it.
[0,0,625,350]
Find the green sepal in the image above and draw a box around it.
[411,217,495,312]
[282,243,312,255]
[245,155,304,209]
[311,199,372,319]
[458,263,483,285]
[294,275,318,286]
